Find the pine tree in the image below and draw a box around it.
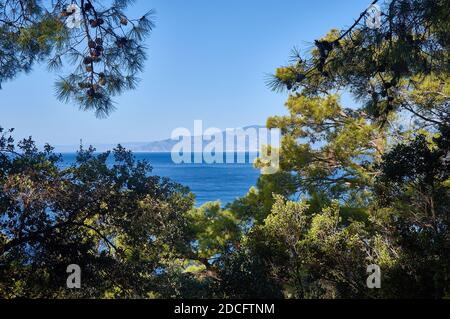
[0,0,154,117]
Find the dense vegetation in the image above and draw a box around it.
[1,0,449,298]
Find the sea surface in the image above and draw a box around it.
[60,153,260,206]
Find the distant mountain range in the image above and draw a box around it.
[54,125,277,153]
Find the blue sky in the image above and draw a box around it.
[0,0,371,145]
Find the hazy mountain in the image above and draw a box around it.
[53,125,276,153]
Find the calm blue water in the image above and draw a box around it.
[60,153,260,206]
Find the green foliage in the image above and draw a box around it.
[1,0,449,299]
[227,172,298,224]
[215,249,283,299]
[186,202,241,261]
[269,0,449,125]
[0,130,196,298]
[267,92,382,199]
[242,196,384,298]
[372,126,450,298]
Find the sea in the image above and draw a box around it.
[60,152,260,206]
